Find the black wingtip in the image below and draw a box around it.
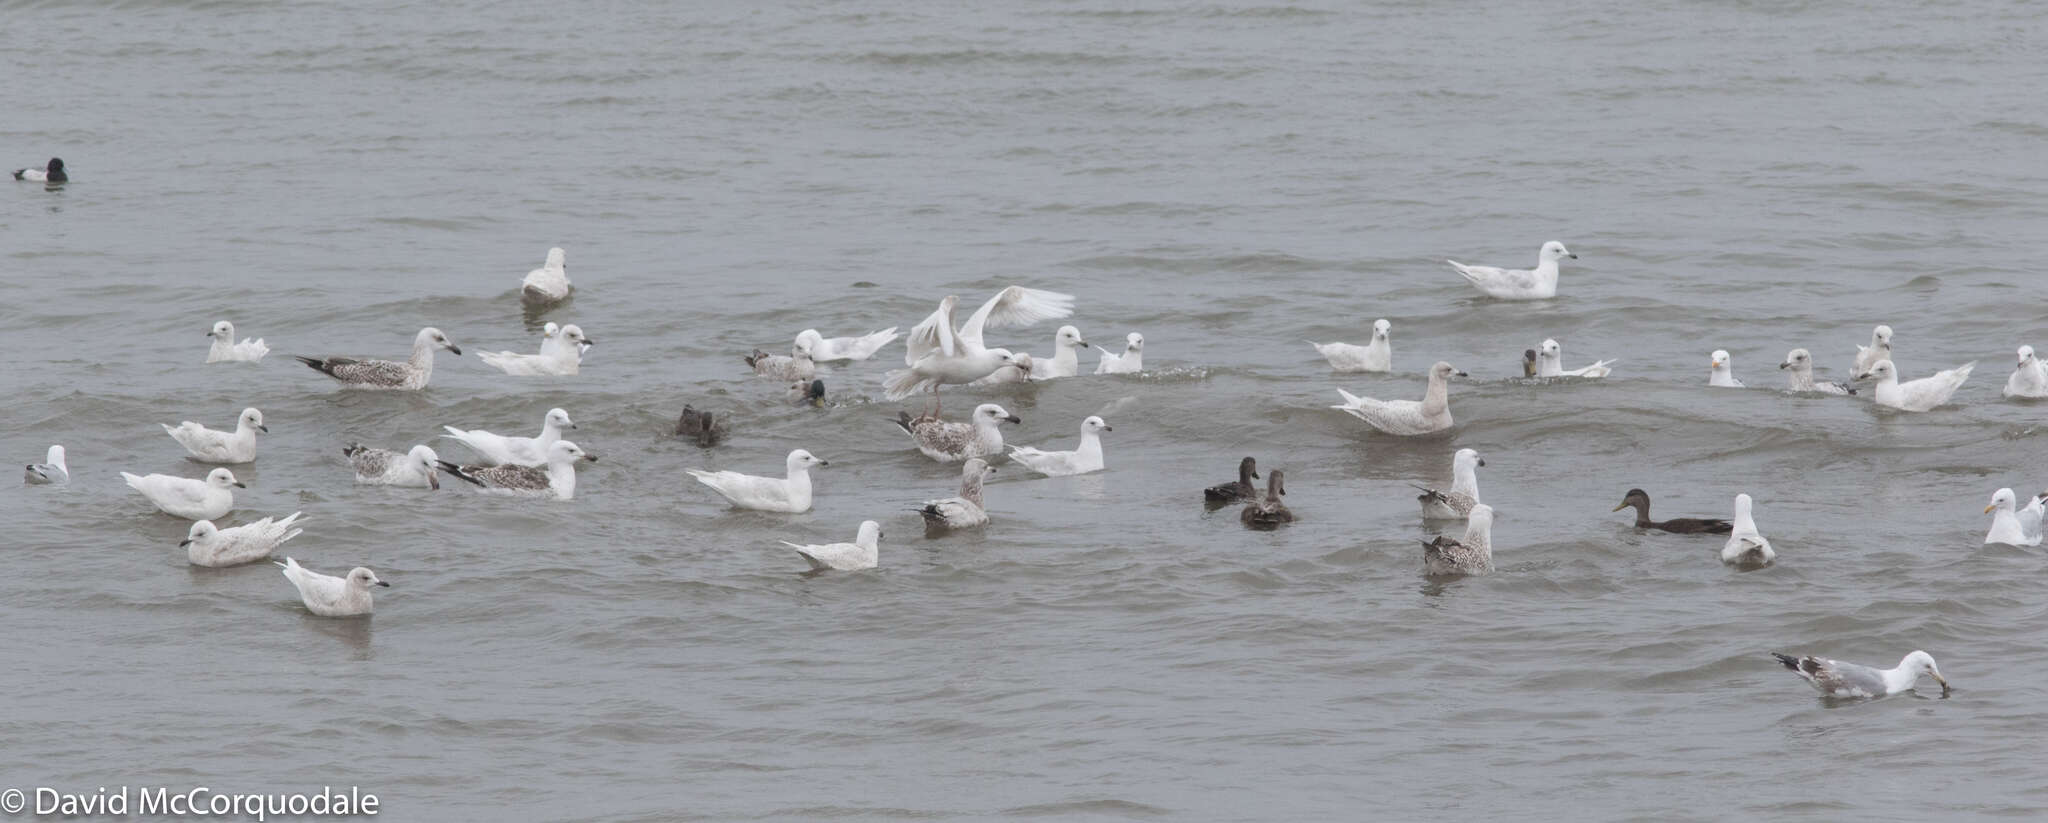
[890,411,914,433]
[434,460,484,486]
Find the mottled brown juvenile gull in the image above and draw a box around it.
[439,440,594,500]
[1779,348,1855,395]
[343,443,440,489]
[295,327,461,390]
[893,403,1019,463]
[1422,504,1494,575]
[1414,448,1483,519]
[921,458,994,530]
[746,338,817,381]
[1771,650,1946,698]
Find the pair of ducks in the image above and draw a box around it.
[1204,457,1292,528]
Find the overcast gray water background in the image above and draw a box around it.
[7,0,2048,820]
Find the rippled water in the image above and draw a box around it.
[7,0,2048,819]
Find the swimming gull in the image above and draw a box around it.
[1984,488,2042,547]
[1851,324,1894,377]
[440,440,593,499]
[295,327,460,390]
[2003,345,2048,398]
[206,320,268,363]
[442,408,574,467]
[893,403,1019,463]
[183,512,306,568]
[162,407,266,463]
[781,520,882,571]
[1240,469,1293,529]
[12,158,66,183]
[1415,448,1484,519]
[2019,490,2048,543]
[921,458,995,530]
[797,327,900,362]
[1027,325,1091,379]
[746,338,818,381]
[1094,332,1146,375]
[1008,416,1111,477]
[1423,504,1496,575]
[1537,338,1613,378]
[688,449,828,513]
[788,378,826,407]
[1708,350,1744,388]
[122,467,242,520]
[343,444,441,489]
[1779,348,1855,395]
[1332,361,1465,436]
[1308,319,1392,373]
[885,286,1071,407]
[1611,488,1732,534]
[1854,359,1974,412]
[1722,493,1775,565]
[1445,241,1574,300]
[25,445,67,485]
[480,324,591,376]
[522,247,571,305]
[1204,456,1260,503]
[277,557,387,618]
[969,352,1035,386]
[676,405,727,447]
[1771,650,1946,698]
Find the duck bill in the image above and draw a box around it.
[1611,502,1629,512]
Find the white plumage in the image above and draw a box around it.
[1721,493,1775,565]
[206,320,268,362]
[277,557,387,617]
[162,407,266,463]
[1984,488,2042,547]
[123,467,243,520]
[1856,359,1973,412]
[1445,241,1574,300]
[688,449,827,513]
[522,246,571,304]
[885,286,1072,400]
[2003,345,2048,398]
[1008,416,1111,477]
[442,408,574,467]
[183,512,306,567]
[1332,361,1464,436]
[25,444,67,485]
[1708,350,1744,388]
[1851,324,1894,378]
[1308,319,1392,372]
[1028,325,1091,379]
[781,520,882,571]
[1094,332,1145,375]
[480,324,591,376]
[797,327,899,362]
[1537,338,1613,378]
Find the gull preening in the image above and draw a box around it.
[25,445,67,485]
[1446,241,1575,300]
[1984,488,2042,547]
[442,408,574,466]
[1204,456,1260,503]
[746,338,818,381]
[796,327,900,362]
[1771,650,1947,698]
[1415,448,1484,519]
[295,327,461,390]
[439,440,594,500]
[688,449,827,513]
[969,352,1035,386]
[676,405,727,447]
[781,520,881,571]
[1240,470,1293,529]
[278,557,387,617]
[1332,361,1465,436]
[206,320,268,363]
[893,403,1019,462]
[1708,350,1744,388]
[343,444,441,489]
[1721,493,1775,565]
[1779,348,1854,395]
[1423,503,1495,575]
[886,286,1073,405]
[2003,345,2048,398]
[522,247,571,305]
[123,467,243,520]
[1851,324,1894,377]
[1094,332,1145,375]
[13,157,67,183]
[1536,338,1613,378]
[921,458,995,530]
[162,407,266,463]
[1027,325,1090,379]
[1308,319,1392,373]
[480,324,591,376]
[183,513,306,568]
[1008,416,1111,477]
[1854,359,1973,412]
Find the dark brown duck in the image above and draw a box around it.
[1204,456,1259,502]
[1612,488,1732,534]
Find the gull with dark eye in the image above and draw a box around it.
[182,513,306,568]
[893,403,1019,463]
[481,323,592,376]
[2003,344,2048,398]
[1414,448,1484,519]
[1852,359,1974,412]
[25,445,68,485]
[796,327,900,363]
[1309,318,1393,373]
[1536,338,1613,378]
[205,320,268,363]
[442,408,574,467]
[1771,650,1947,699]
[278,558,388,617]
[439,441,595,501]
[1332,361,1466,436]
[121,467,243,520]
[1008,416,1112,477]
[343,443,441,490]
[921,458,996,530]
[688,449,829,513]
[1983,488,2041,546]
[1094,332,1146,375]
[1445,241,1575,300]
[294,327,460,390]
[162,407,267,463]
[1708,350,1744,388]
[1423,504,1495,575]
[781,520,882,571]
[1851,324,1894,377]
[1028,325,1091,379]
[1778,348,1854,395]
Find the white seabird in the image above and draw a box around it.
[522,247,571,304]
[1332,361,1464,436]
[1094,332,1145,375]
[1709,350,1744,388]
[1779,348,1855,395]
[294,327,461,390]
[480,324,591,376]
[122,467,243,520]
[1027,325,1091,379]
[797,327,899,362]
[920,458,995,530]
[1415,448,1484,519]
[1008,416,1111,477]
[1984,488,2042,547]
[781,520,882,571]
[1308,319,1392,373]
[183,512,306,568]
[1445,241,1575,300]
[1854,359,1974,412]
[206,320,268,363]
[343,444,441,489]
[25,445,68,485]
[441,408,574,467]
[1537,338,1613,378]
[1771,650,1947,698]
[884,286,1072,404]
[1851,324,1894,378]
[162,407,267,463]
[2003,345,2048,399]
[278,557,387,617]
[1721,493,1775,565]
[687,449,828,513]
[893,403,1019,462]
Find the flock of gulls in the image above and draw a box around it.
[17,159,2032,697]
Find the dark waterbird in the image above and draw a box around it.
[1612,488,1732,534]
[1204,457,1259,503]
[676,405,726,447]
[1240,470,1293,529]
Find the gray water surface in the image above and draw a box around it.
[7,1,2048,820]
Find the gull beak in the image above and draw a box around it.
[448,345,463,355]
[232,481,247,488]
[1931,672,1948,688]
[1078,341,1091,348]
[584,454,598,463]
[376,581,391,588]
[178,539,192,547]
[569,422,579,430]
[258,424,270,433]
[1477,459,1486,467]
[583,338,596,346]
[1611,502,1629,512]
[1778,362,1791,370]
[1454,371,1469,377]
[818,460,831,467]
[1005,414,1021,424]
[1985,503,1998,514]
[1566,253,1578,259]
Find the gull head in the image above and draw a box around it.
[788,449,829,470]
[1008,352,1035,374]
[1056,325,1089,349]
[1123,332,1144,351]
[207,468,245,489]
[795,329,823,350]
[1873,325,1893,347]
[419,327,461,356]
[1430,361,1468,380]
[547,408,576,431]
[1082,416,1112,435]
[791,335,815,359]
[561,324,592,348]
[1987,487,2017,515]
[1455,447,1484,471]
[856,520,883,547]
[409,445,441,489]
[545,247,567,271]
[1539,338,1563,362]
[2019,345,2036,367]
[964,457,995,482]
[549,440,595,465]
[180,520,219,548]
[1540,240,1576,262]
[976,404,1021,425]
[348,567,391,589]
[1710,350,1732,372]
[241,407,268,434]
[1780,348,1813,371]
[1373,319,1391,340]
[45,445,66,466]
[1467,503,1495,533]
[1733,492,1755,519]
[1855,359,1897,383]
[209,320,235,340]
[1902,650,1946,689]
[986,348,1017,366]
[543,321,561,341]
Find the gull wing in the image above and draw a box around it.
[957,286,1074,349]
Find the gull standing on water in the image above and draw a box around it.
[796,327,900,362]
[1851,325,1894,377]
[1445,241,1575,300]
[1771,651,1947,698]
[442,408,574,466]
[1536,338,1613,378]
[2003,345,2048,398]
[1094,332,1145,375]
[1415,448,1484,519]
[182,513,306,568]
[1721,493,1775,565]
[884,286,1072,406]
[343,444,441,489]
[781,521,882,571]
[1708,350,1744,388]
[1779,349,1855,394]
[1423,504,1496,575]
[162,407,267,463]
[205,320,268,362]
[277,558,387,618]
[893,403,1020,463]
[1854,359,1974,412]
[439,440,595,500]
[688,449,828,513]
[1308,319,1392,373]
[1009,416,1111,477]
[1027,326,1091,379]
[480,324,591,376]
[122,467,243,520]
[1984,488,2042,546]
[920,458,996,530]
[522,247,571,305]
[25,445,67,485]
[295,327,461,390]
[1332,361,1465,436]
